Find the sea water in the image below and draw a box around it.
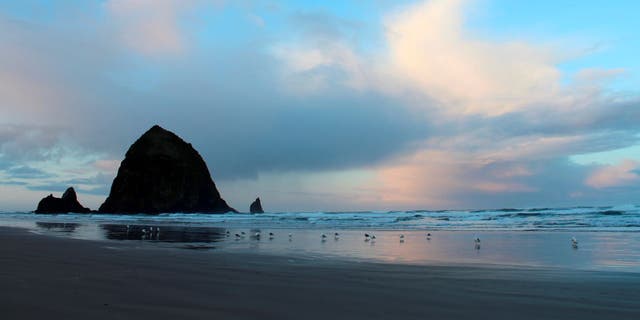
[1,205,639,272]
[2,205,639,231]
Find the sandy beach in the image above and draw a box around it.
[1,226,639,320]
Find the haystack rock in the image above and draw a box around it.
[35,187,91,214]
[249,197,264,213]
[98,125,236,214]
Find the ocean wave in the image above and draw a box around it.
[1,205,639,231]
[599,210,625,215]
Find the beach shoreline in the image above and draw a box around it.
[1,226,639,319]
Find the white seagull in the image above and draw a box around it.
[571,237,578,248]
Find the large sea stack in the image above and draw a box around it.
[98,125,236,214]
[35,187,91,214]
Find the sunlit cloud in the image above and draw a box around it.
[0,0,639,210]
[104,0,216,57]
[586,159,640,189]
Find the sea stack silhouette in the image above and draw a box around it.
[250,197,264,213]
[98,125,236,214]
[35,187,91,214]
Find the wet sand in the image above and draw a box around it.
[1,227,639,319]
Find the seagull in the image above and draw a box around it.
[364,233,371,242]
[288,233,292,237]
[255,232,261,239]
[474,237,481,244]
[321,233,327,239]
[235,233,241,238]
[400,234,405,239]
[571,237,578,248]
[427,233,431,237]
[241,232,246,235]
[364,233,370,238]
[269,232,274,239]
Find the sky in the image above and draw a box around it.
[1,0,639,212]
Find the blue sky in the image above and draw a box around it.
[0,0,639,211]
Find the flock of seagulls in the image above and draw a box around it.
[126,225,161,240]
[129,225,582,250]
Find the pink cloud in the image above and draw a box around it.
[586,160,640,188]
[104,0,213,57]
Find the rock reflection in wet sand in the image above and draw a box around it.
[100,224,227,243]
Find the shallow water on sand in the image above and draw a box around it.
[1,216,639,272]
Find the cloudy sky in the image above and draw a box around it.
[1,0,639,212]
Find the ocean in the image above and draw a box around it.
[2,204,639,232]
[2,205,639,271]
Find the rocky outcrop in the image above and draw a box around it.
[98,125,236,214]
[35,187,91,214]
[250,197,264,213]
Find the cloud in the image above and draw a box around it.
[1,0,639,211]
[104,0,196,57]
[381,0,562,116]
[5,166,52,179]
[586,160,640,189]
